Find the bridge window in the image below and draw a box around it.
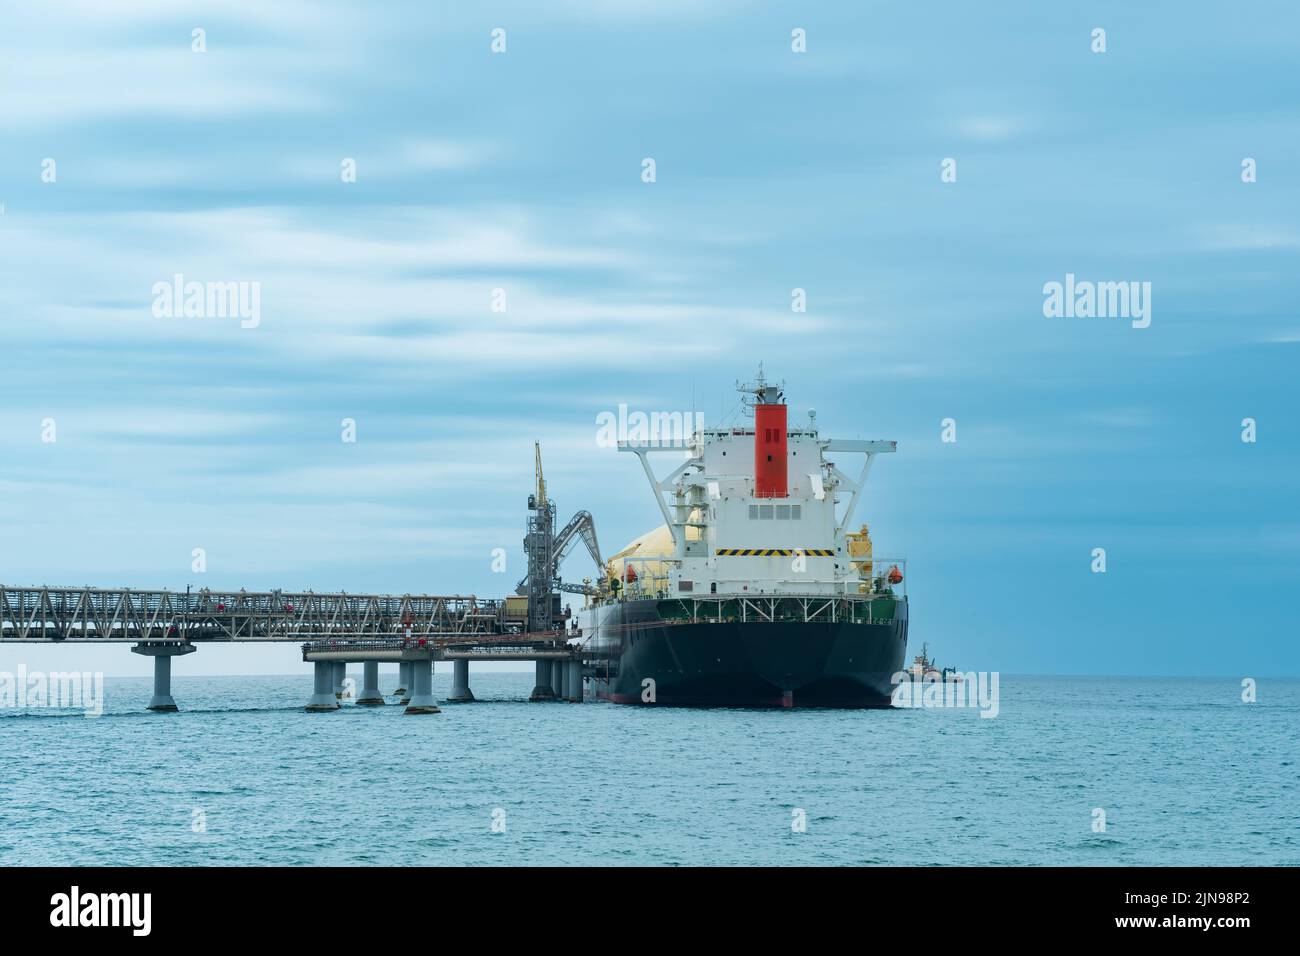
[776,505,790,520]
[749,504,758,519]
[759,505,774,520]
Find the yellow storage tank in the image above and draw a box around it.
[845,524,873,582]
[605,520,702,593]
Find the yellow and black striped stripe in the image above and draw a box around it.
[715,548,835,557]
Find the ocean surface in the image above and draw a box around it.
[2,673,1296,866]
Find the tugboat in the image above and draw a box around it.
[902,642,963,682]
[576,369,908,708]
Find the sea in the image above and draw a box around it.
[3,673,1296,866]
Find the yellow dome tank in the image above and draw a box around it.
[606,519,701,589]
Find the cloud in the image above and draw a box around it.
[1196,225,1300,252]
[0,49,335,127]
[543,0,753,21]
[1073,408,1161,429]
[1,204,851,375]
[952,114,1025,143]
[279,140,498,184]
[0,409,283,441]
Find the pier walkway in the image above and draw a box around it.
[1,584,586,713]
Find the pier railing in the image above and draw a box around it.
[0,585,510,643]
[300,630,574,654]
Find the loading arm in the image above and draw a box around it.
[553,510,603,578]
[515,509,604,593]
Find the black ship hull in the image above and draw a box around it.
[580,597,907,708]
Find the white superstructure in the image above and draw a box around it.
[616,374,896,597]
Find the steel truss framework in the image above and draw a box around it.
[0,586,509,643]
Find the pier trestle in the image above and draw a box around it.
[301,638,585,712]
[130,641,197,712]
[306,659,341,712]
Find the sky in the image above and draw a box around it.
[1,1,1297,678]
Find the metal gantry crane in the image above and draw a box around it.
[518,442,603,633]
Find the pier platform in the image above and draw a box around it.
[0,584,590,713]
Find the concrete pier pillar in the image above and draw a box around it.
[399,659,412,704]
[131,642,197,712]
[356,660,384,705]
[306,660,340,712]
[394,661,411,697]
[529,659,557,701]
[333,661,348,699]
[404,657,441,715]
[150,654,177,711]
[565,659,583,702]
[552,660,566,701]
[447,658,475,703]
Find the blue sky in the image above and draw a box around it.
[2,1,1297,677]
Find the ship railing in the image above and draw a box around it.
[611,557,672,601]
[655,592,902,626]
[836,557,907,599]
[661,559,907,600]
[598,556,907,603]
[625,576,671,599]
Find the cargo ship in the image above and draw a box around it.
[575,370,907,708]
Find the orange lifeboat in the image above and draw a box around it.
[887,565,903,585]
